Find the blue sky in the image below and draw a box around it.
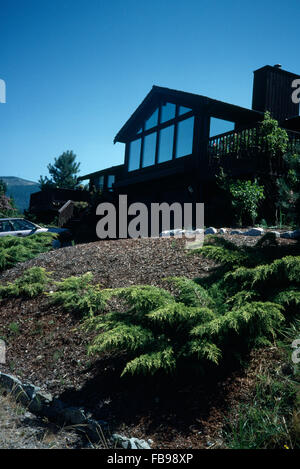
[0,0,299,182]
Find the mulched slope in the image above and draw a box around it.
[0,237,214,286]
[0,235,296,449]
[0,237,214,393]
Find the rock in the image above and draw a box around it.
[0,373,27,404]
[23,383,40,400]
[112,433,131,449]
[112,434,151,450]
[291,229,300,239]
[41,398,65,420]
[61,407,86,425]
[268,231,280,238]
[204,227,217,235]
[280,231,294,239]
[0,372,22,391]
[219,228,227,234]
[244,227,265,236]
[133,438,152,449]
[0,371,112,445]
[0,373,52,412]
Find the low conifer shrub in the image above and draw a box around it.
[0,267,52,298]
[83,234,300,378]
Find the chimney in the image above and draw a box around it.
[252,65,300,122]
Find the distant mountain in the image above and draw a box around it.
[0,176,40,213]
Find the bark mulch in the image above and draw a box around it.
[0,235,297,449]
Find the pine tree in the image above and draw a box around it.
[39,150,80,190]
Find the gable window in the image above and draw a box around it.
[128,138,141,171]
[144,108,159,131]
[161,102,176,123]
[142,132,157,167]
[127,103,195,171]
[158,125,174,163]
[175,116,194,158]
[209,117,235,137]
[178,105,192,116]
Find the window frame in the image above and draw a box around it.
[126,101,194,172]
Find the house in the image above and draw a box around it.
[68,65,300,228]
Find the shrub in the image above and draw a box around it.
[48,272,106,317]
[0,267,52,298]
[0,232,56,272]
[229,179,265,226]
[84,234,300,378]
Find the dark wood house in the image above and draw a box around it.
[67,65,300,228]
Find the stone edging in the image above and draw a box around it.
[161,227,300,239]
[0,371,151,448]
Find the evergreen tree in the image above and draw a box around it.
[39,150,80,190]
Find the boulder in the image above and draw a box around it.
[280,231,294,239]
[268,231,280,238]
[61,406,86,425]
[244,227,265,236]
[204,227,217,235]
[291,229,300,239]
[112,433,151,449]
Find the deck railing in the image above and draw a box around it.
[208,125,300,174]
[58,200,74,227]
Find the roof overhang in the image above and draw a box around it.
[78,164,124,181]
[113,85,263,143]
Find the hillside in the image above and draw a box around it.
[0,176,39,213]
[0,235,299,449]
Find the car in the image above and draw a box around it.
[0,218,73,248]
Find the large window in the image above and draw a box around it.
[128,138,141,171]
[142,132,157,167]
[175,117,194,158]
[158,125,174,163]
[161,103,176,123]
[127,102,195,171]
[145,108,159,131]
[209,117,234,137]
[178,105,192,116]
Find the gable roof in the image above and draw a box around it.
[114,85,263,143]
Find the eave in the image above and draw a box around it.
[113,85,263,144]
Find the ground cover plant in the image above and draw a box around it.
[0,233,56,272]
[82,233,300,379]
[48,272,107,317]
[0,267,52,299]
